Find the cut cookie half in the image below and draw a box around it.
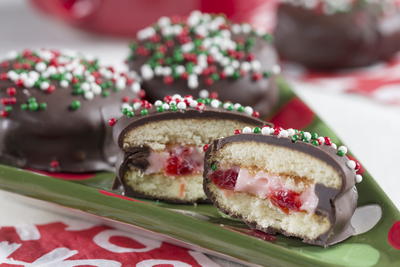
[204,126,361,246]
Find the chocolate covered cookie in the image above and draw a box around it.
[204,126,361,246]
[127,11,280,116]
[112,94,267,203]
[275,0,400,69]
[0,49,140,172]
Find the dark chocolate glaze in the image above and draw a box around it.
[114,103,268,203]
[274,3,400,70]
[128,33,279,117]
[203,133,358,247]
[0,66,138,172]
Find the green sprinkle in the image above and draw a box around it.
[263,71,270,78]
[70,100,81,111]
[263,34,273,42]
[232,71,240,80]
[157,106,164,112]
[337,150,345,157]
[170,105,178,111]
[291,135,298,142]
[204,98,211,105]
[126,111,134,117]
[102,91,110,97]
[140,109,149,116]
[4,106,12,112]
[21,103,28,110]
[237,106,244,112]
[211,163,218,171]
[311,133,319,140]
[39,103,47,110]
[312,140,319,146]
[122,108,131,115]
[253,127,261,134]
[211,73,220,81]
[28,97,36,103]
[227,104,234,111]
[28,102,39,111]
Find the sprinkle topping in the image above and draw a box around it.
[236,125,362,183]
[129,11,279,89]
[0,49,140,117]
[119,93,260,118]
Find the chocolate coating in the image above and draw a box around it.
[0,50,138,172]
[274,3,400,69]
[113,97,268,202]
[127,11,280,116]
[203,133,358,247]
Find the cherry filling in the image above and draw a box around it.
[210,167,313,214]
[269,190,302,214]
[164,146,203,176]
[209,168,239,190]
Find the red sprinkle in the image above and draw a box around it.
[138,89,146,99]
[324,137,332,146]
[0,73,8,80]
[0,110,9,118]
[122,96,130,103]
[234,129,241,135]
[203,144,210,152]
[252,73,262,81]
[46,85,56,94]
[108,118,117,126]
[50,160,59,168]
[210,92,219,99]
[6,87,16,96]
[252,111,260,118]
[163,76,174,84]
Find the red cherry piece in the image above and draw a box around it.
[6,87,16,96]
[210,169,239,190]
[269,190,302,214]
[388,221,400,250]
[108,118,117,126]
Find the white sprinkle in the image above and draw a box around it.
[40,82,49,90]
[188,75,198,89]
[346,160,356,169]
[141,65,154,80]
[162,103,170,110]
[331,143,337,149]
[115,78,126,90]
[172,94,183,100]
[84,91,94,100]
[158,16,171,27]
[91,84,102,95]
[223,102,231,109]
[189,100,198,107]
[60,80,69,88]
[28,71,39,80]
[233,103,242,110]
[240,62,251,72]
[211,99,220,108]
[338,146,348,154]
[241,23,252,33]
[261,126,272,135]
[7,71,19,81]
[303,132,312,140]
[271,65,281,75]
[133,102,142,110]
[130,82,140,93]
[175,65,185,75]
[232,24,241,34]
[23,79,35,88]
[355,175,363,183]
[81,82,90,91]
[35,62,47,72]
[251,60,262,71]
[155,66,163,76]
[6,50,18,60]
[231,60,240,69]
[287,128,296,137]
[244,106,253,116]
[169,100,177,106]
[122,103,132,110]
[317,137,325,144]
[279,130,289,138]
[154,100,163,106]
[177,102,187,109]
[223,66,234,76]
[242,127,252,134]
[162,67,172,76]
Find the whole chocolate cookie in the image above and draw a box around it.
[274,0,400,69]
[204,126,361,247]
[0,49,140,172]
[127,11,280,117]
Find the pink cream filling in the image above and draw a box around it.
[234,169,319,213]
[144,145,204,176]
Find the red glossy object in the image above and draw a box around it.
[269,189,302,214]
[164,146,202,176]
[30,0,276,37]
[210,168,239,190]
[388,221,400,249]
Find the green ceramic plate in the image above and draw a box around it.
[0,79,399,267]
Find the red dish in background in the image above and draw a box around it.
[30,0,276,37]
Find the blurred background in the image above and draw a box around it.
[0,0,399,208]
